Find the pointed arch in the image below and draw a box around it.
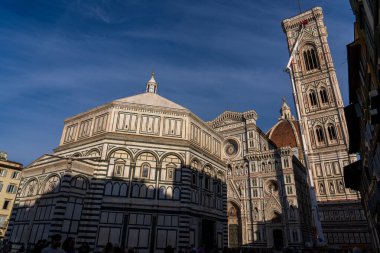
[308,89,318,107]
[301,43,320,71]
[315,125,325,143]
[319,87,329,104]
[326,124,337,141]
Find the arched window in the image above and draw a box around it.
[327,124,337,140]
[319,183,325,194]
[131,185,139,197]
[173,188,180,200]
[303,47,319,71]
[140,185,147,198]
[112,183,120,196]
[104,182,112,195]
[114,162,124,177]
[167,187,173,199]
[320,88,329,104]
[120,184,128,197]
[147,186,155,199]
[166,164,176,181]
[159,186,166,199]
[141,163,150,179]
[309,90,318,107]
[315,126,325,143]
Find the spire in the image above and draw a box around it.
[280,97,292,120]
[146,71,158,93]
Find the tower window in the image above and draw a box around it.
[309,90,318,107]
[320,89,329,104]
[327,125,337,140]
[316,126,325,143]
[303,47,319,71]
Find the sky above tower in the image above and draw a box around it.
[0,0,354,165]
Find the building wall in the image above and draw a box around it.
[0,155,23,238]
[345,0,380,249]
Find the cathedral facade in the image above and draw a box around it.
[210,107,313,249]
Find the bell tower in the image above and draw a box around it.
[282,7,371,248]
[282,7,356,201]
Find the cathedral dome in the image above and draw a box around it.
[114,72,187,111]
[267,99,302,149]
[267,118,301,148]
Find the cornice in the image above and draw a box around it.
[54,132,226,167]
[282,7,323,32]
[64,101,191,124]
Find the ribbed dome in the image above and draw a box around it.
[267,119,302,148]
[267,98,302,149]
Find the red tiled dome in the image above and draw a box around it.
[267,119,302,149]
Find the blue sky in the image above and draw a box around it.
[0,0,355,165]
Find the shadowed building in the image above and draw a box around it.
[344,0,380,249]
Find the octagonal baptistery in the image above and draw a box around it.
[7,74,228,253]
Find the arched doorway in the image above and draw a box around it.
[228,202,242,248]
